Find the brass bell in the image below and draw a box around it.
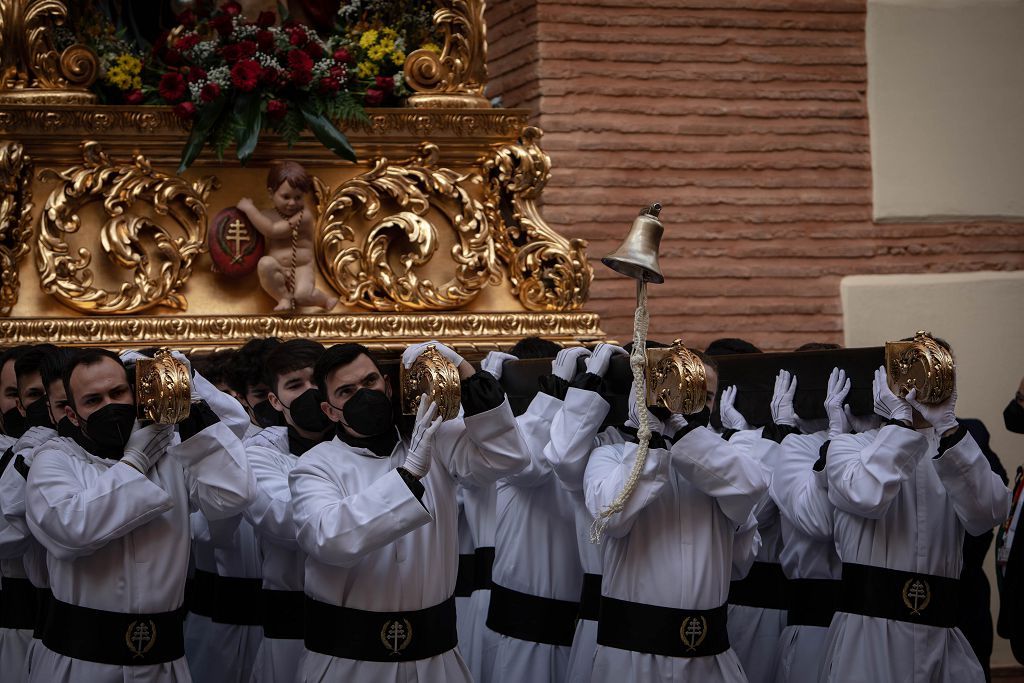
[601,203,665,283]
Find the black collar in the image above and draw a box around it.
[287,426,328,457]
[337,427,400,459]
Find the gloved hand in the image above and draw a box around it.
[664,412,689,436]
[480,351,518,381]
[824,367,852,439]
[843,405,882,433]
[584,343,627,377]
[14,425,56,457]
[551,347,591,381]
[770,370,798,426]
[719,385,752,431]
[403,394,443,479]
[872,367,913,424]
[118,350,148,368]
[402,341,465,370]
[905,385,959,435]
[121,422,174,473]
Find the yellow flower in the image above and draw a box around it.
[357,61,375,79]
[422,42,441,55]
[391,50,405,66]
[381,27,398,41]
[367,44,386,61]
[359,29,378,49]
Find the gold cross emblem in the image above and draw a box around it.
[125,620,157,659]
[380,617,413,656]
[679,615,708,652]
[902,578,932,616]
[226,219,249,263]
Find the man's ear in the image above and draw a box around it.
[65,404,80,427]
[321,400,342,424]
[384,375,393,400]
[268,391,284,413]
[15,398,26,417]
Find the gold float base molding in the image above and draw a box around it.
[0,312,605,352]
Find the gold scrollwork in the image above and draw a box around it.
[36,141,218,314]
[317,142,501,311]
[0,140,33,315]
[483,126,592,311]
[0,0,98,103]
[405,0,489,109]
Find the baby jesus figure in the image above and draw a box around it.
[236,161,338,312]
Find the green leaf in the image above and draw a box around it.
[299,100,357,163]
[178,97,228,173]
[234,93,263,163]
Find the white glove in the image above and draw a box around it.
[552,347,591,381]
[719,385,752,431]
[872,367,912,423]
[843,404,882,433]
[770,370,798,426]
[118,350,148,368]
[14,426,56,458]
[480,351,517,381]
[584,343,627,377]
[121,422,174,473]
[402,341,464,370]
[403,394,443,479]
[905,385,958,435]
[664,413,689,436]
[824,367,851,439]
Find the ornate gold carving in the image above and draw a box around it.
[135,349,192,425]
[646,339,708,416]
[36,142,217,314]
[405,0,490,109]
[317,142,501,311]
[0,312,604,349]
[0,0,98,103]
[483,127,592,311]
[401,344,461,420]
[885,331,955,404]
[0,141,33,315]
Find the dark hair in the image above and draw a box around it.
[14,344,59,383]
[705,338,762,356]
[267,160,313,194]
[226,337,281,395]
[794,342,841,352]
[314,343,379,394]
[193,349,236,387]
[265,339,326,393]
[508,336,562,360]
[39,347,76,390]
[62,348,126,408]
[0,345,31,375]
[691,349,719,373]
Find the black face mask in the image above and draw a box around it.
[340,388,394,438]
[1005,399,1024,435]
[287,388,331,434]
[25,397,54,429]
[77,403,137,459]
[56,416,80,439]
[687,405,711,428]
[252,399,284,429]
[1,405,27,439]
[648,405,672,422]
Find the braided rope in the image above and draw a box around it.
[284,220,298,311]
[591,280,651,543]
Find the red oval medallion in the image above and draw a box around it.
[209,207,265,278]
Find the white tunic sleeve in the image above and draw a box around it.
[671,426,769,525]
[193,371,252,441]
[505,392,562,488]
[545,387,611,493]
[289,462,432,568]
[771,432,833,541]
[584,442,670,539]
[434,398,530,487]
[825,425,928,519]
[245,445,299,549]
[172,420,255,521]
[932,431,1010,536]
[26,447,174,561]
[732,512,761,579]
[0,462,30,556]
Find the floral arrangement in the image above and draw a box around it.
[56,7,147,104]
[152,2,365,170]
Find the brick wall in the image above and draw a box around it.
[486,0,1024,351]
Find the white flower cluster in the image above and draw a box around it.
[186,40,217,62]
[312,58,334,82]
[233,16,257,39]
[207,66,231,88]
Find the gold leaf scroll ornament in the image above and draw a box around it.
[37,142,218,314]
[483,126,592,311]
[404,0,489,109]
[0,141,33,315]
[317,142,501,311]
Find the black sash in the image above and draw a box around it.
[455,554,476,598]
[304,595,458,662]
[474,546,495,591]
[210,574,263,626]
[728,562,790,611]
[33,586,51,638]
[0,577,35,630]
[486,583,579,647]
[579,573,602,622]
[839,562,959,628]
[42,596,186,666]
[262,589,304,640]
[787,578,840,628]
[598,597,729,658]
[187,569,216,618]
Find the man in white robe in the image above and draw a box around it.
[289,341,529,682]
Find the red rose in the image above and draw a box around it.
[230,59,262,92]
[256,11,276,28]
[318,76,340,95]
[375,76,394,92]
[365,88,384,106]
[287,49,313,85]
[267,99,288,121]
[259,66,279,85]
[174,101,197,120]
[239,41,257,59]
[186,66,207,83]
[329,65,347,81]
[220,43,242,63]
[176,33,199,52]
[164,48,183,66]
[221,1,242,16]
[158,72,187,102]
[256,30,275,52]
[200,82,221,102]
[288,27,307,47]
[305,41,323,59]
[210,14,233,37]
[333,48,352,64]
[177,10,196,28]
[124,89,144,105]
